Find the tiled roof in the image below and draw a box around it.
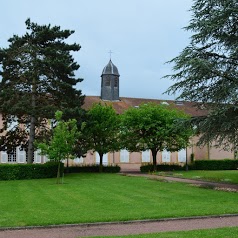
[83,96,208,117]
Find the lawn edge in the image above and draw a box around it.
[1,214,238,231]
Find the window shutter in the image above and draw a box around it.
[34,150,41,163]
[1,151,7,163]
[17,147,26,163]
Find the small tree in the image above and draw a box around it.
[121,103,192,171]
[82,103,121,172]
[37,111,80,183]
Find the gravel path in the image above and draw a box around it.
[0,215,238,238]
[123,172,238,191]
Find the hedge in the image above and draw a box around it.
[140,163,185,172]
[0,162,64,181]
[192,159,238,170]
[65,164,121,173]
[140,160,238,172]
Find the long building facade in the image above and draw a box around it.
[0,60,235,171]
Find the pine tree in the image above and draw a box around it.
[165,0,238,149]
[0,19,84,163]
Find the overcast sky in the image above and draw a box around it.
[1,0,193,100]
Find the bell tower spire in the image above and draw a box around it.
[101,58,120,101]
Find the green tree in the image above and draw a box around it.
[0,19,84,163]
[121,103,191,171]
[82,103,121,172]
[164,0,238,149]
[37,111,80,184]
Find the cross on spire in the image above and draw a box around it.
[108,50,113,60]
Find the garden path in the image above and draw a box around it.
[0,215,238,238]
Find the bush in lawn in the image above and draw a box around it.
[0,162,64,180]
[65,164,121,173]
[193,159,238,170]
[140,163,185,172]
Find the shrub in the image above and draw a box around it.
[193,159,238,170]
[65,164,121,173]
[140,163,185,172]
[0,162,64,181]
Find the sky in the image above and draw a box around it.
[1,0,193,100]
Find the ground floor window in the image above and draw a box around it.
[142,150,150,162]
[162,150,171,163]
[96,153,108,165]
[8,148,17,163]
[178,149,186,162]
[120,149,130,163]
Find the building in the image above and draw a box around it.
[0,59,234,170]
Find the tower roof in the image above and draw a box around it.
[101,60,120,76]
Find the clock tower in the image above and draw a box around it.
[101,59,120,101]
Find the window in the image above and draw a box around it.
[105,77,110,86]
[114,77,118,87]
[162,150,171,163]
[178,149,186,162]
[8,148,17,163]
[120,149,129,163]
[142,150,150,162]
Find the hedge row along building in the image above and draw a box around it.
[0,60,235,171]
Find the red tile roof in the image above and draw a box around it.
[83,96,208,117]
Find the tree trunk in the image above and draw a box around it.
[27,115,36,164]
[99,152,103,173]
[56,161,61,184]
[28,74,37,164]
[151,149,158,172]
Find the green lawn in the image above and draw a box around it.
[92,227,238,238]
[0,173,238,227]
[158,170,238,184]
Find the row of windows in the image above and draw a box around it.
[1,149,186,164]
[96,150,186,164]
[1,148,47,163]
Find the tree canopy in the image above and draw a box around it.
[120,103,192,171]
[82,103,121,172]
[165,0,238,150]
[0,19,84,163]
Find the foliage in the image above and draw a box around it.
[65,164,121,173]
[0,19,84,163]
[37,111,80,183]
[121,103,192,171]
[0,173,237,227]
[164,0,238,149]
[192,159,238,170]
[0,161,63,180]
[140,163,185,173]
[82,103,121,172]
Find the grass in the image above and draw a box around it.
[92,226,238,238]
[0,173,238,227]
[157,170,238,184]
